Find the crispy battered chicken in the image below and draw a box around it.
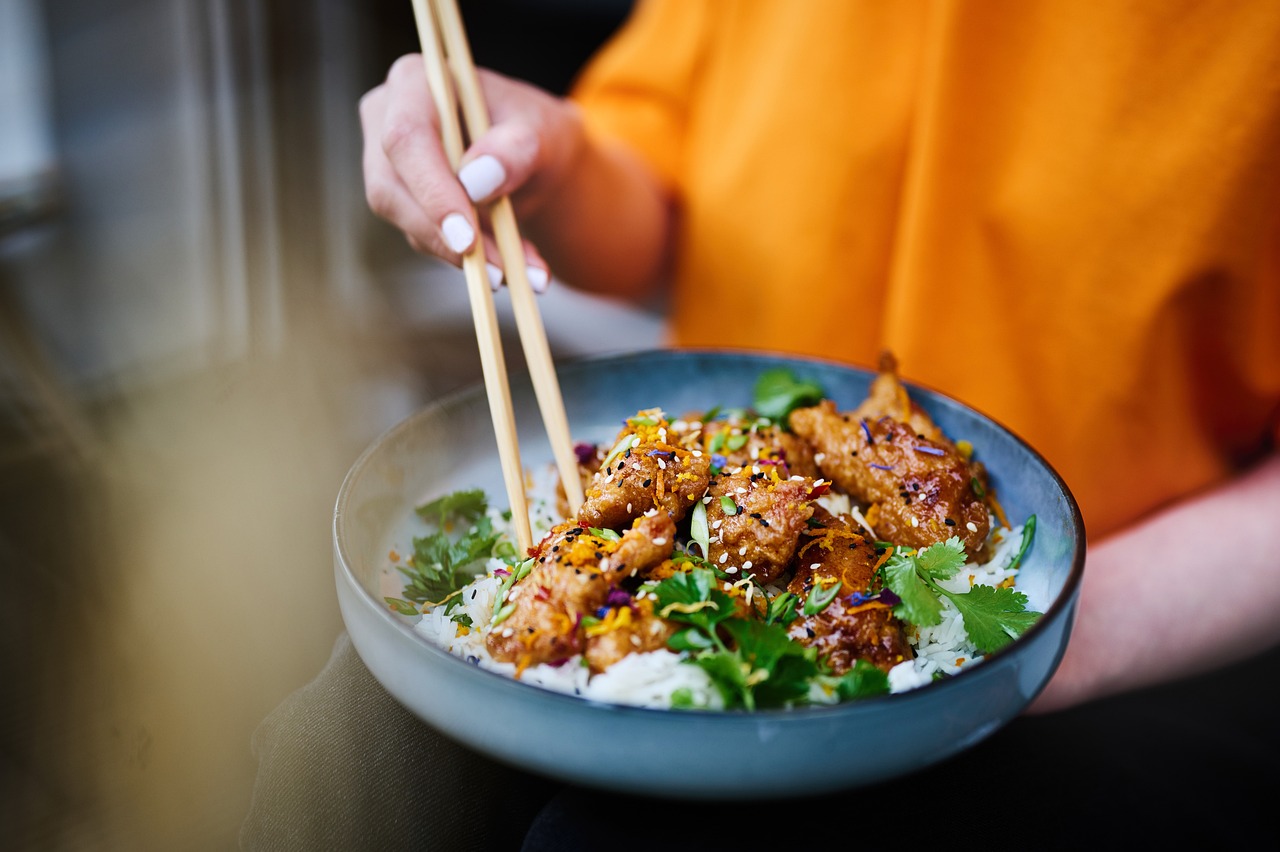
[787,507,913,673]
[790,401,989,556]
[578,409,711,530]
[704,470,816,584]
[694,416,819,478]
[487,513,676,667]
[584,596,677,672]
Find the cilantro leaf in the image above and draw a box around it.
[650,568,738,639]
[882,550,944,627]
[945,584,1042,654]
[693,651,753,710]
[384,597,421,616]
[752,369,825,424]
[835,660,891,700]
[399,514,500,605]
[914,537,966,581]
[723,619,819,709]
[415,488,487,527]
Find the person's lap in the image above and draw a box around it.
[242,634,1280,851]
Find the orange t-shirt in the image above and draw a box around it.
[571,0,1280,538]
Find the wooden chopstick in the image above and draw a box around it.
[409,0,533,552]
[429,0,586,517]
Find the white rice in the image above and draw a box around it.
[398,467,1035,707]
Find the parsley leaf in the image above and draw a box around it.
[946,584,1041,654]
[882,549,944,627]
[415,488,487,527]
[881,537,1042,655]
[398,512,500,606]
[752,369,826,424]
[650,568,738,640]
[834,660,890,700]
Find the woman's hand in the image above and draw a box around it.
[360,56,583,290]
[359,55,674,300]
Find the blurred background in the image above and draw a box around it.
[0,0,656,847]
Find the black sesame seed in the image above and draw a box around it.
[944,518,956,526]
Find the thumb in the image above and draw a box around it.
[456,120,542,204]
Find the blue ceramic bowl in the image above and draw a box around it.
[333,349,1085,797]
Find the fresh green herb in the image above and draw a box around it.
[689,500,710,558]
[699,406,722,424]
[628,413,661,427]
[752,369,826,425]
[588,527,622,542]
[650,568,737,641]
[971,476,986,498]
[802,580,843,616]
[1007,515,1037,571]
[719,496,739,516]
[415,488,487,527]
[450,612,474,629]
[708,431,727,454]
[833,660,890,700]
[384,597,421,616]
[725,433,749,452]
[398,513,501,606]
[881,537,1042,655]
[670,687,697,709]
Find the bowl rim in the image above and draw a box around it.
[334,346,1087,720]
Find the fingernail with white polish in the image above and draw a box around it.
[441,213,475,253]
[458,155,506,202]
[486,263,503,291]
[527,266,550,294]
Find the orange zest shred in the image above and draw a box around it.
[987,491,1011,529]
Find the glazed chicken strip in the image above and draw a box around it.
[787,507,913,673]
[487,513,676,667]
[790,400,989,556]
[850,352,944,443]
[584,595,677,673]
[704,470,816,584]
[578,409,711,530]
[696,415,819,478]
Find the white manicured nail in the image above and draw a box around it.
[486,263,503,291]
[441,214,474,253]
[458,155,506,202]
[527,266,550,294]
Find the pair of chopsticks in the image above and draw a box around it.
[410,0,583,553]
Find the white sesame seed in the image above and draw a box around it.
[814,479,826,487]
[742,560,753,570]
[718,553,729,564]
[810,563,820,570]
[814,452,826,464]
[726,566,739,574]
[966,522,978,532]
[627,502,633,513]
[631,436,641,448]
[501,628,514,638]
[645,508,659,517]
[910,516,919,527]
[658,458,667,470]
[749,447,760,460]
[712,520,723,529]
[735,487,748,495]
[790,475,804,482]
[751,465,761,475]
[738,545,748,556]
[703,495,713,504]
[692,450,703,457]
[723,582,733,591]
[653,537,667,545]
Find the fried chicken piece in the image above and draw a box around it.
[556,442,604,521]
[786,507,913,673]
[698,416,819,478]
[578,409,711,530]
[790,400,989,556]
[851,352,944,443]
[705,470,815,584]
[487,514,676,667]
[584,596,677,672]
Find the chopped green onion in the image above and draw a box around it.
[1008,515,1037,571]
[719,496,739,516]
[971,476,986,498]
[802,580,843,616]
[689,500,709,558]
[601,433,637,470]
[588,527,622,542]
[725,433,749,451]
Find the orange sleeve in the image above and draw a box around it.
[568,0,713,193]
